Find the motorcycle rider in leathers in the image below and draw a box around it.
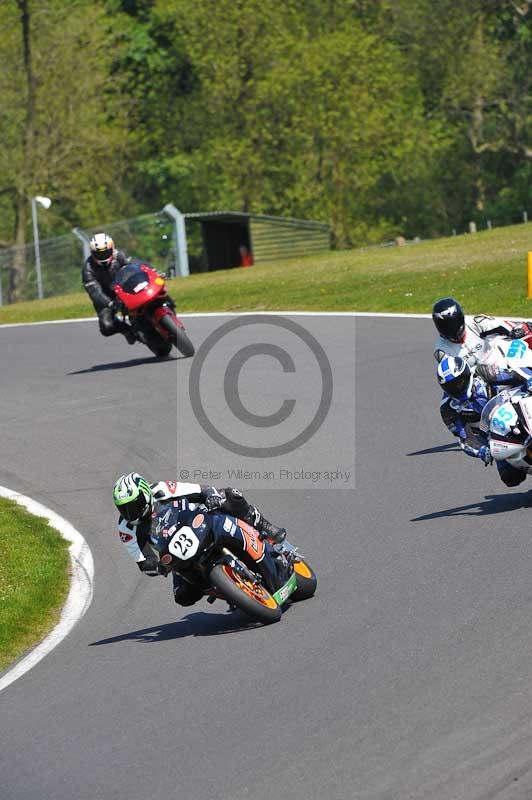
[432,297,532,366]
[437,355,532,486]
[82,232,136,344]
[112,473,289,606]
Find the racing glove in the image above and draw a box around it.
[478,445,493,466]
[510,325,527,339]
[203,487,226,511]
[107,298,121,314]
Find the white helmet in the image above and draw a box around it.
[89,232,115,267]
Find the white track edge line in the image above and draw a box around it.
[0,311,432,329]
[0,488,94,693]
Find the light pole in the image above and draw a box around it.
[163,203,190,277]
[31,195,52,300]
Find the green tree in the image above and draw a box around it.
[0,0,129,298]
[382,0,532,229]
[131,1,437,245]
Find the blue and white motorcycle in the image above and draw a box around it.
[481,388,532,476]
[482,334,532,375]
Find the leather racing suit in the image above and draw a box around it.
[82,251,133,338]
[440,365,531,486]
[433,315,530,367]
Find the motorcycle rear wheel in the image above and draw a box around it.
[209,562,282,624]
[291,559,317,601]
[159,314,195,358]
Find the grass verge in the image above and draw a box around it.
[1,222,532,324]
[0,497,70,673]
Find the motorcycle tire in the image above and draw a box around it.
[144,332,172,358]
[291,559,317,601]
[130,318,172,357]
[159,314,195,358]
[209,562,282,624]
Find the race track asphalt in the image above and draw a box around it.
[2,314,532,800]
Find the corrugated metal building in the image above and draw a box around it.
[184,211,330,272]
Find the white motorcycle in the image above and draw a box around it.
[481,334,532,376]
[481,388,532,475]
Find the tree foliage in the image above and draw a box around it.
[0,0,530,261]
[0,0,129,295]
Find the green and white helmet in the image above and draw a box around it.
[113,473,153,523]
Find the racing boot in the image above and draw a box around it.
[245,505,287,545]
[224,489,287,545]
[115,319,137,344]
[123,327,137,345]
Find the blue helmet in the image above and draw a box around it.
[437,355,473,400]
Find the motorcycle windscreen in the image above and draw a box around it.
[516,395,532,437]
[113,263,149,294]
[479,388,524,433]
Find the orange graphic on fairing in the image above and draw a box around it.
[237,519,265,561]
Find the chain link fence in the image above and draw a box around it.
[2,205,525,306]
[0,234,84,305]
[82,212,177,275]
[0,212,177,305]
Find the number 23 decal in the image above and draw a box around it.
[168,526,200,560]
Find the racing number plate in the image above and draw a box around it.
[168,526,200,560]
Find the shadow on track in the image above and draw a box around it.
[68,355,180,374]
[407,442,459,456]
[412,490,532,521]
[88,609,274,644]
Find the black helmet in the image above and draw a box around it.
[432,297,465,342]
[436,355,473,400]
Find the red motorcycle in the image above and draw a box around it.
[112,261,194,358]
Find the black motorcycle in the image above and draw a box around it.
[150,501,317,624]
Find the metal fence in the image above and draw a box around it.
[0,211,178,306]
[0,206,331,305]
[2,204,526,306]
[0,234,84,305]
[81,211,178,275]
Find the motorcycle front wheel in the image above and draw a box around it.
[132,318,172,357]
[209,562,282,624]
[143,331,172,357]
[291,559,317,601]
[159,314,195,358]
